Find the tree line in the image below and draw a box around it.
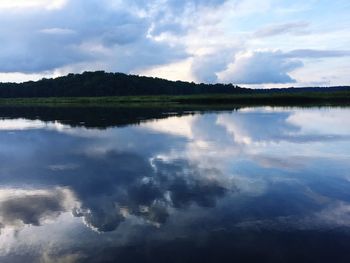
[0,71,348,98]
[0,71,246,98]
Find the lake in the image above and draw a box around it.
[0,106,350,263]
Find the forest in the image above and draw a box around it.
[0,71,349,98]
[0,71,244,98]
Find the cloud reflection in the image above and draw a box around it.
[0,107,350,262]
[0,153,229,233]
[70,155,229,232]
[0,188,77,231]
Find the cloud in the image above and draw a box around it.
[218,51,303,84]
[254,21,309,38]
[216,109,350,144]
[315,202,350,227]
[285,49,350,58]
[0,0,235,81]
[1,107,349,235]
[0,142,229,232]
[191,49,235,83]
[69,154,228,232]
[142,115,197,139]
[216,48,350,84]
[216,110,299,143]
[40,252,85,263]
[0,0,187,74]
[0,0,68,10]
[39,28,75,35]
[0,188,77,230]
[0,119,47,130]
[251,155,307,170]
[0,0,232,76]
[0,0,348,87]
[236,201,350,231]
[286,108,350,135]
[1,107,350,262]
[48,164,80,171]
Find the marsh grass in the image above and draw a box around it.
[0,90,349,107]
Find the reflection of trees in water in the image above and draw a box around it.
[0,106,238,129]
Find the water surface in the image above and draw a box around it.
[0,107,350,263]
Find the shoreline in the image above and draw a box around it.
[0,91,349,107]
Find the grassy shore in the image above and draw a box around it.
[0,90,349,107]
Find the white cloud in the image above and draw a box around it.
[218,50,303,84]
[0,119,47,130]
[0,0,68,10]
[39,28,75,35]
[191,49,236,83]
[231,0,272,16]
[0,0,349,86]
[286,108,350,135]
[254,21,310,38]
[141,115,197,139]
[216,114,253,145]
[135,58,196,82]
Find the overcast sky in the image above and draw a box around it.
[0,0,349,87]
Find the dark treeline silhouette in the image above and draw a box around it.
[0,106,239,128]
[0,71,349,98]
[0,71,245,98]
[0,106,182,128]
[1,71,349,98]
[253,86,350,94]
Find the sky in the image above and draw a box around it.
[0,0,349,87]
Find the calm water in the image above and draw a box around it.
[0,107,350,263]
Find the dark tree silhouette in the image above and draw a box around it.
[0,71,348,98]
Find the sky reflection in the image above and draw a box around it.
[0,107,350,262]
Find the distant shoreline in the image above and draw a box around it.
[0,91,349,107]
[1,71,349,101]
